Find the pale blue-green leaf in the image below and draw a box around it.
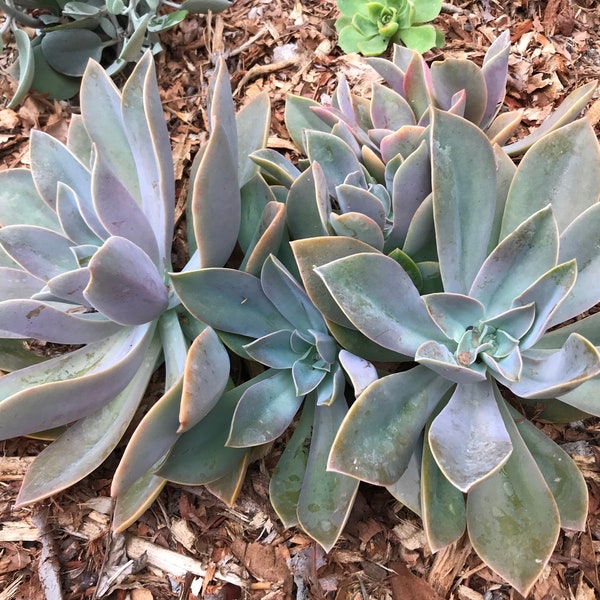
[270,398,315,527]
[158,308,189,389]
[431,58,487,124]
[227,370,301,446]
[316,362,345,406]
[501,118,600,238]
[298,397,359,552]
[207,56,236,155]
[421,434,466,552]
[370,82,415,129]
[92,149,160,265]
[329,211,385,250]
[204,452,250,506]
[292,357,328,396]
[117,14,150,63]
[507,404,587,530]
[504,333,600,399]
[0,339,48,372]
[316,253,443,355]
[503,82,596,156]
[251,148,300,188]
[237,174,277,254]
[514,261,577,349]
[41,29,103,77]
[15,333,161,506]
[550,204,600,326]
[482,303,536,341]
[533,311,600,349]
[236,92,270,187]
[0,268,44,301]
[311,329,337,364]
[422,293,484,341]
[284,94,332,153]
[179,326,230,432]
[80,59,141,202]
[380,125,427,163]
[148,10,188,32]
[554,377,600,417]
[0,324,154,439]
[328,366,452,485]
[470,206,558,317]
[172,268,290,338]
[121,51,175,263]
[0,169,58,230]
[244,330,298,369]
[431,109,497,294]
[386,437,423,515]
[402,194,436,263]
[56,183,100,246]
[46,268,90,305]
[0,225,77,281]
[0,299,122,343]
[480,30,510,129]
[336,184,387,229]
[366,55,406,95]
[467,392,560,597]
[429,380,512,492]
[7,29,34,109]
[66,115,92,166]
[481,346,523,382]
[402,50,433,121]
[338,349,378,397]
[180,0,231,12]
[415,340,487,384]
[84,236,168,326]
[487,110,523,147]
[487,145,517,252]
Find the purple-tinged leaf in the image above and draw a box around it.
[66,114,92,166]
[403,51,433,121]
[380,125,427,163]
[480,30,510,129]
[0,299,121,343]
[429,380,512,492]
[328,365,452,485]
[370,83,415,130]
[415,340,487,384]
[486,110,523,146]
[47,269,91,305]
[0,225,78,281]
[366,55,406,95]
[0,268,44,301]
[83,236,168,326]
[316,252,444,356]
[56,183,101,246]
[470,207,558,318]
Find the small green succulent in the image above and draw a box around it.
[335,0,444,55]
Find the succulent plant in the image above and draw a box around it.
[335,0,444,55]
[2,0,232,104]
[299,108,600,595]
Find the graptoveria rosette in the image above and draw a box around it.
[335,0,444,55]
[298,109,600,595]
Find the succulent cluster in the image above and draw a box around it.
[2,35,600,596]
[2,0,231,104]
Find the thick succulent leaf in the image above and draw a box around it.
[80,59,141,202]
[0,324,154,439]
[555,377,600,417]
[329,212,384,250]
[338,349,378,397]
[380,125,427,163]
[0,268,44,301]
[501,119,600,238]
[431,109,497,294]
[207,56,237,158]
[251,149,301,187]
[121,52,175,263]
[191,121,240,268]
[172,268,290,338]
[315,252,443,356]
[0,169,59,231]
[503,82,596,156]
[328,366,452,485]
[370,82,415,129]
[236,92,270,187]
[112,473,166,534]
[292,357,328,396]
[533,311,600,349]
[421,434,466,552]
[480,31,510,129]
[431,59,487,125]
[470,207,558,318]
[504,333,600,399]
[227,370,302,447]
[298,398,359,552]
[367,55,406,95]
[0,225,77,281]
[244,330,299,369]
[508,405,587,530]
[0,299,121,343]
[291,237,379,328]
[487,110,523,147]
[83,236,169,326]
[403,51,433,121]
[284,94,332,152]
[15,333,161,506]
[402,194,436,263]
[422,293,484,341]
[550,203,600,326]
[46,268,91,305]
[111,378,181,497]
[92,149,160,265]
[7,28,34,110]
[179,326,230,432]
[429,380,512,492]
[270,398,315,527]
[158,307,189,389]
[482,303,536,341]
[204,452,250,506]
[386,439,423,515]
[336,184,387,229]
[56,183,100,246]
[41,30,103,77]
[415,340,487,384]
[467,393,560,597]
[487,145,517,252]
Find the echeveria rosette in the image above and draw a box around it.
[171,254,377,550]
[335,0,444,55]
[309,109,600,595]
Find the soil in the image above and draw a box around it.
[1,1,600,599]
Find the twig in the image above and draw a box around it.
[233,57,303,97]
[31,507,65,600]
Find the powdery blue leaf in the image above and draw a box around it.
[46,269,91,305]
[243,330,298,369]
[338,349,378,397]
[315,362,345,406]
[554,377,600,418]
[431,110,497,294]
[415,340,487,384]
[316,252,443,356]
[0,299,121,343]
[370,82,415,129]
[0,268,44,301]
[7,29,34,110]
[467,393,560,597]
[236,92,270,187]
[480,31,510,129]
[482,303,536,341]
[0,324,154,439]
[112,473,166,534]
[422,293,485,341]
[298,398,359,552]
[292,357,328,396]
[336,184,387,229]
[284,94,331,153]
[83,236,168,326]
[504,333,600,399]
[329,212,385,250]
[386,439,422,515]
[481,346,523,382]
[470,206,558,317]
[0,225,78,281]
[16,333,161,506]
[227,370,301,447]
[403,50,433,121]
[56,183,101,246]
[328,366,452,485]
[171,268,290,338]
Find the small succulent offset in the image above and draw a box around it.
[335,0,444,55]
[2,0,232,105]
